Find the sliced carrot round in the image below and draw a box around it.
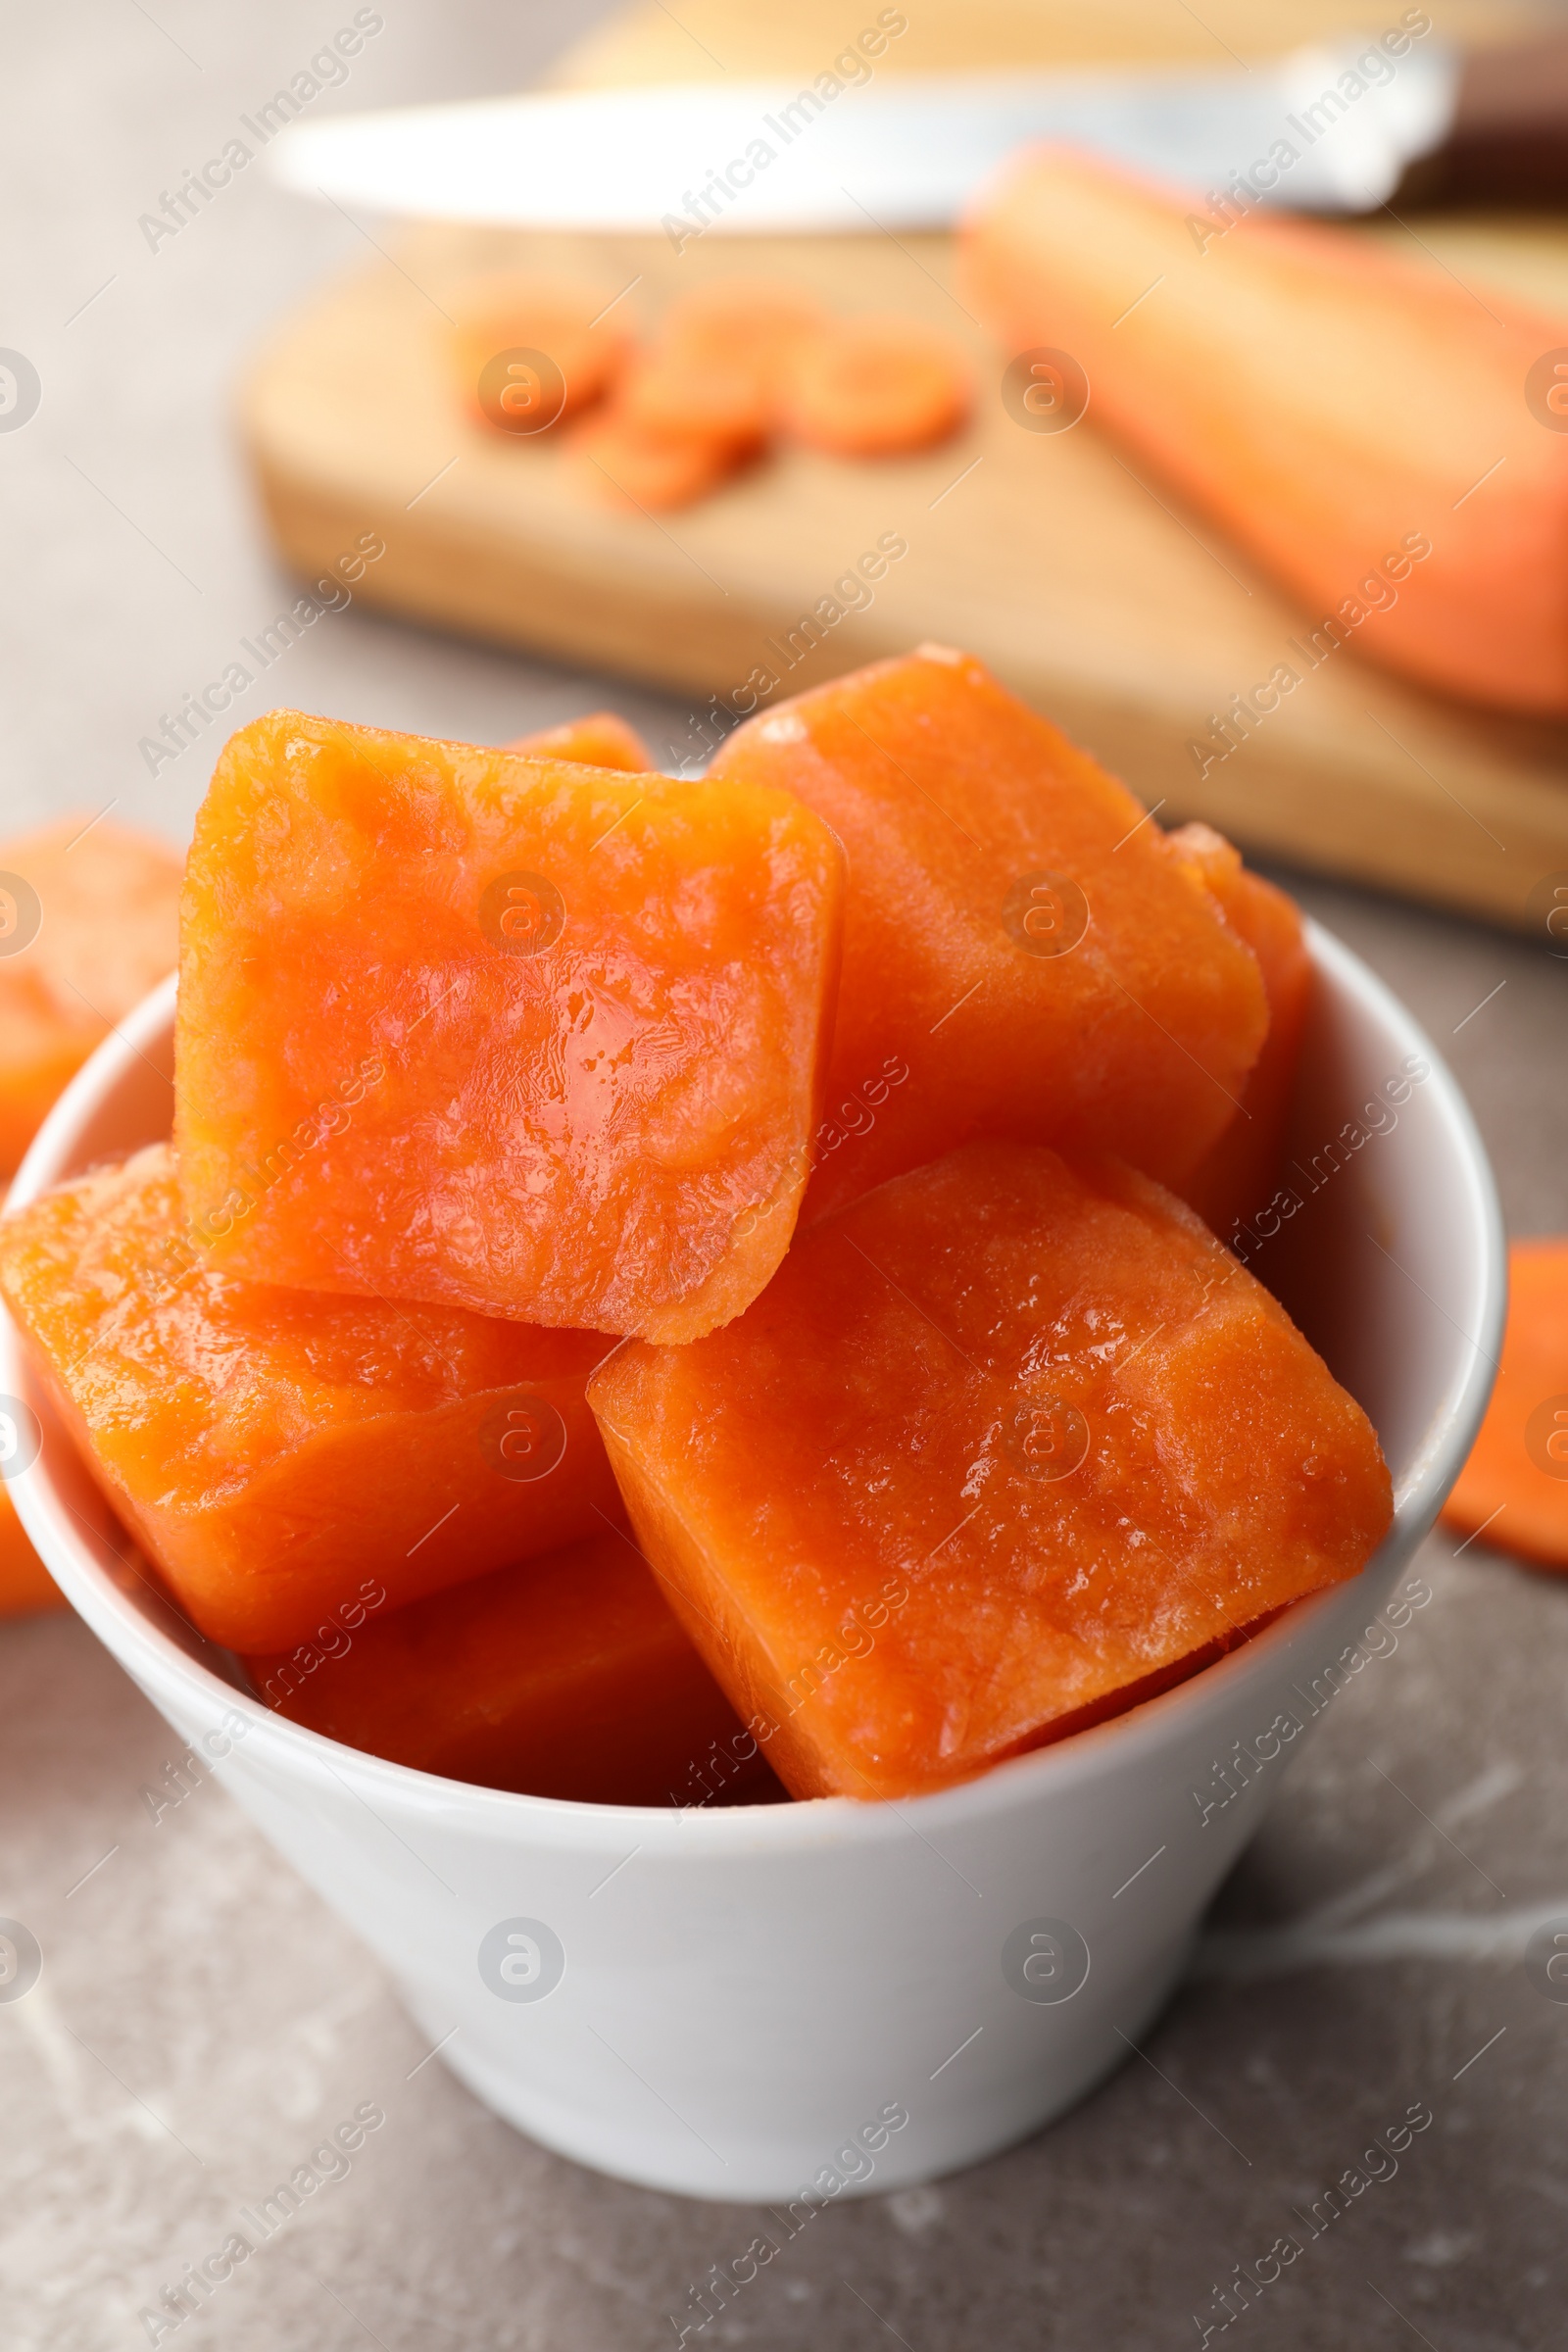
[453,275,631,431]
[779,315,973,457]
[1441,1239,1568,1570]
[564,410,753,512]
[616,349,771,449]
[661,277,827,373]
[619,281,825,445]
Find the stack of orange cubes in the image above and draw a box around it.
[0,653,1393,1803]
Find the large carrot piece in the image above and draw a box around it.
[963,148,1568,713]
[0,1489,61,1619]
[1441,1240,1568,1569]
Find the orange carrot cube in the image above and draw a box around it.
[174,710,844,1342]
[709,647,1268,1220]
[591,1141,1393,1800]
[247,1528,780,1806]
[0,1146,621,1652]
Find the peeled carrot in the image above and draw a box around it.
[778,315,972,457]
[963,146,1568,713]
[506,711,652,771]
[1441,1241,1568,1569]
[453,275,630,432]
[564,408,753,512]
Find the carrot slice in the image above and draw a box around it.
[453,275,630,433]
[625,277,828,443]
[617,349,773,447]
[505,711,652,771]
[1441,1240,1568,1569]
[564,408,753,512]
[779,315,972,457]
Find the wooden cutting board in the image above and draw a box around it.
[241,0,1568,932]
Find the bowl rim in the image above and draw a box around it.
[0,919,1505,1854]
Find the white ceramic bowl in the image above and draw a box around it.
[1,924,1503,2203]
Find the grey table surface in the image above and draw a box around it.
[2,8,1566,2349]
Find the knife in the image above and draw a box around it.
[264,30,1568,234]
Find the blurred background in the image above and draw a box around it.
[3,3,1566,2346]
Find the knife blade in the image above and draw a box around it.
[265,40,1461,234]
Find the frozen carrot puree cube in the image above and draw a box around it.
[0,1145,622,1653]
[506,711,651,771]
[0,1489,61,1619]
[708,648,1267,1222]
[246,1528,780,1806]
[174,710,843,1342]
[0,1184,63,1618]
[0,815,181,1173]
[590,1141,1393,1801]
[1164,823,1312,1242]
